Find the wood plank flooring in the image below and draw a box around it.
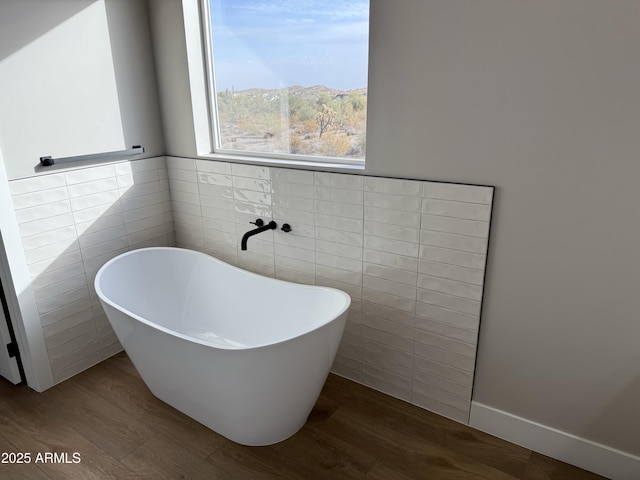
[0,352,607,479]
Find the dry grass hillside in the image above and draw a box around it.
[216,85,367,159]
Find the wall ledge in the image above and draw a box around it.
[469,401,640,480]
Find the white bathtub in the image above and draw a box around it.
[94,247,350,446]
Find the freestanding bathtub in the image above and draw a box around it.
[94,247,350,446]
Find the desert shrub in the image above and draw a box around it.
[237,118,257,134]
[334,97,354,127]
[316,93,334,109]
[301,118,317,134]
[289,135,303,154]
[263,112,282,136]
[349,92,366,111]
[299,103,317,122]
[319,132,351,157]
[288,96,315,122]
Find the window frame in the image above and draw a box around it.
[196,0,367,170]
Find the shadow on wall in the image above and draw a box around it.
[0,0,95,62]
[10,157,174,385]
[103,0,164,157]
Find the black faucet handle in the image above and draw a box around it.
[281,223,292,233]
[250,219,264,227]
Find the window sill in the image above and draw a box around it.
[195,152,365,174]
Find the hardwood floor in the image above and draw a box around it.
[0,352,607,479]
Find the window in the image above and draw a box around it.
[203,0,369,165]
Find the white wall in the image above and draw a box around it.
[148,0,640,469]
[0,0,164,180]
[149,0,198,158]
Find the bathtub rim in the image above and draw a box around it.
[94,246,351,351]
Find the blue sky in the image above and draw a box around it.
[209,0,369,91]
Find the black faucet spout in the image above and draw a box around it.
[241,220,277,250]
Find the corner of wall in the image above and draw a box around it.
[147,0,199,157]
[469,401,640,480]
[0,154,54,391]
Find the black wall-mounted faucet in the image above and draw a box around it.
[241,219,277,250]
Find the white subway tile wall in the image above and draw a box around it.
[313,172,364,384]
[9,155,492,422]
[10,157,174,384]
[362,177,422,403]
[167,157,493,424]
[272,168,316,285]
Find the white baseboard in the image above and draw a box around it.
[469,401,640,480]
